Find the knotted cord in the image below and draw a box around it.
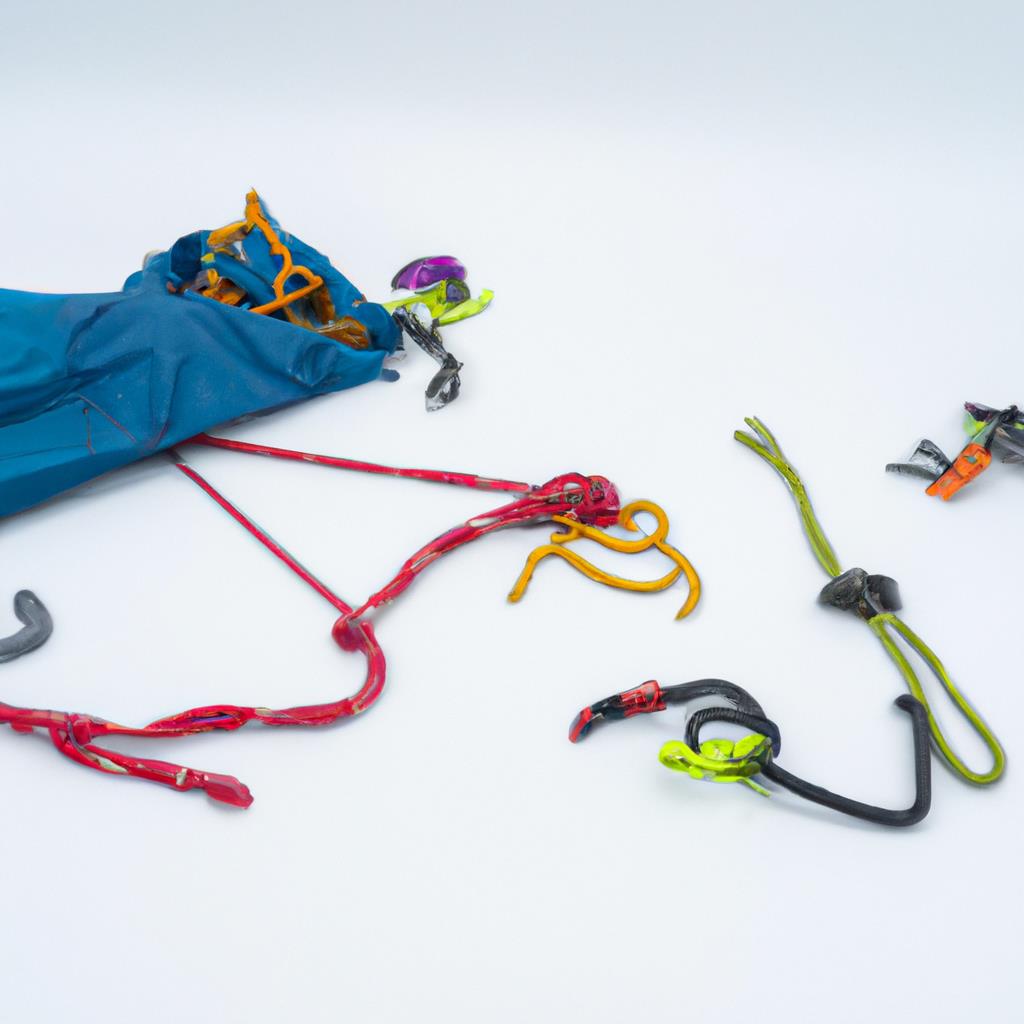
[1,436,700,806]
[735,416,1005,785]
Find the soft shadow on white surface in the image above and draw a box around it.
[1,3,1022,1022]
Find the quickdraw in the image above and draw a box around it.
[1,435,700,807]
[384,256,493,411]
[569,679,932,827]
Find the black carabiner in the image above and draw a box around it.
[392,307,463,412]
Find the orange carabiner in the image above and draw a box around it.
[926,443,992,500]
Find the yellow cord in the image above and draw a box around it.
[507,500,701,619]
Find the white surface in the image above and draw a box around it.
[1,3,1022,1021]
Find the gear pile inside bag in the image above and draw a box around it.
[0,191,400,518]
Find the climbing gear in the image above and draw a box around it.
[737,416,1005,785]
[888,402,1023,500]
[0,592,53,664]
[197,190,378,347]
[0,190,401,521]
[1,434,699,807]
[384,267,494,411]
[508,500,701,619]
[391,256,467,291]
[202,200,495,407]
[391,307,464,410]
[570,678,932,826]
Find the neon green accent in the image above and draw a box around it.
[383,281,493,324]
[659,736,772,796]
[960,409,1022,438]
[963,411,986,438]
[736,416,1006,785]
[868,613,1005,785]
[383,297,422,313]
[383,280,450,315]
[436,289,494,325]
[733,733,769,759]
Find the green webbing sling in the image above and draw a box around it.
[735,417,1005,786]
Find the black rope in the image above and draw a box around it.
[688,694,932,827]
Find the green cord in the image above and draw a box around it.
[735,416,1006,786]
[868,614,1005,785]
[734,418,842,578]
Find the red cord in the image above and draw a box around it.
[0,436,621,808]
[174,458,351,614]
[189,433,534,495]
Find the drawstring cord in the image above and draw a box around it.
[735,416,1005,786]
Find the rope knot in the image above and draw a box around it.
[819,567,901,619]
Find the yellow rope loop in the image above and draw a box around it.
[507,500,701,619]
[868,613,1005,785]
[735,416,1006,787]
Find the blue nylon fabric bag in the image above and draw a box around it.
[0,211,399,518]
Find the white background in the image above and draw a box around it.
[1,2,1022,1021]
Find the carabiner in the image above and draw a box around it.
[0,591,53,664]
